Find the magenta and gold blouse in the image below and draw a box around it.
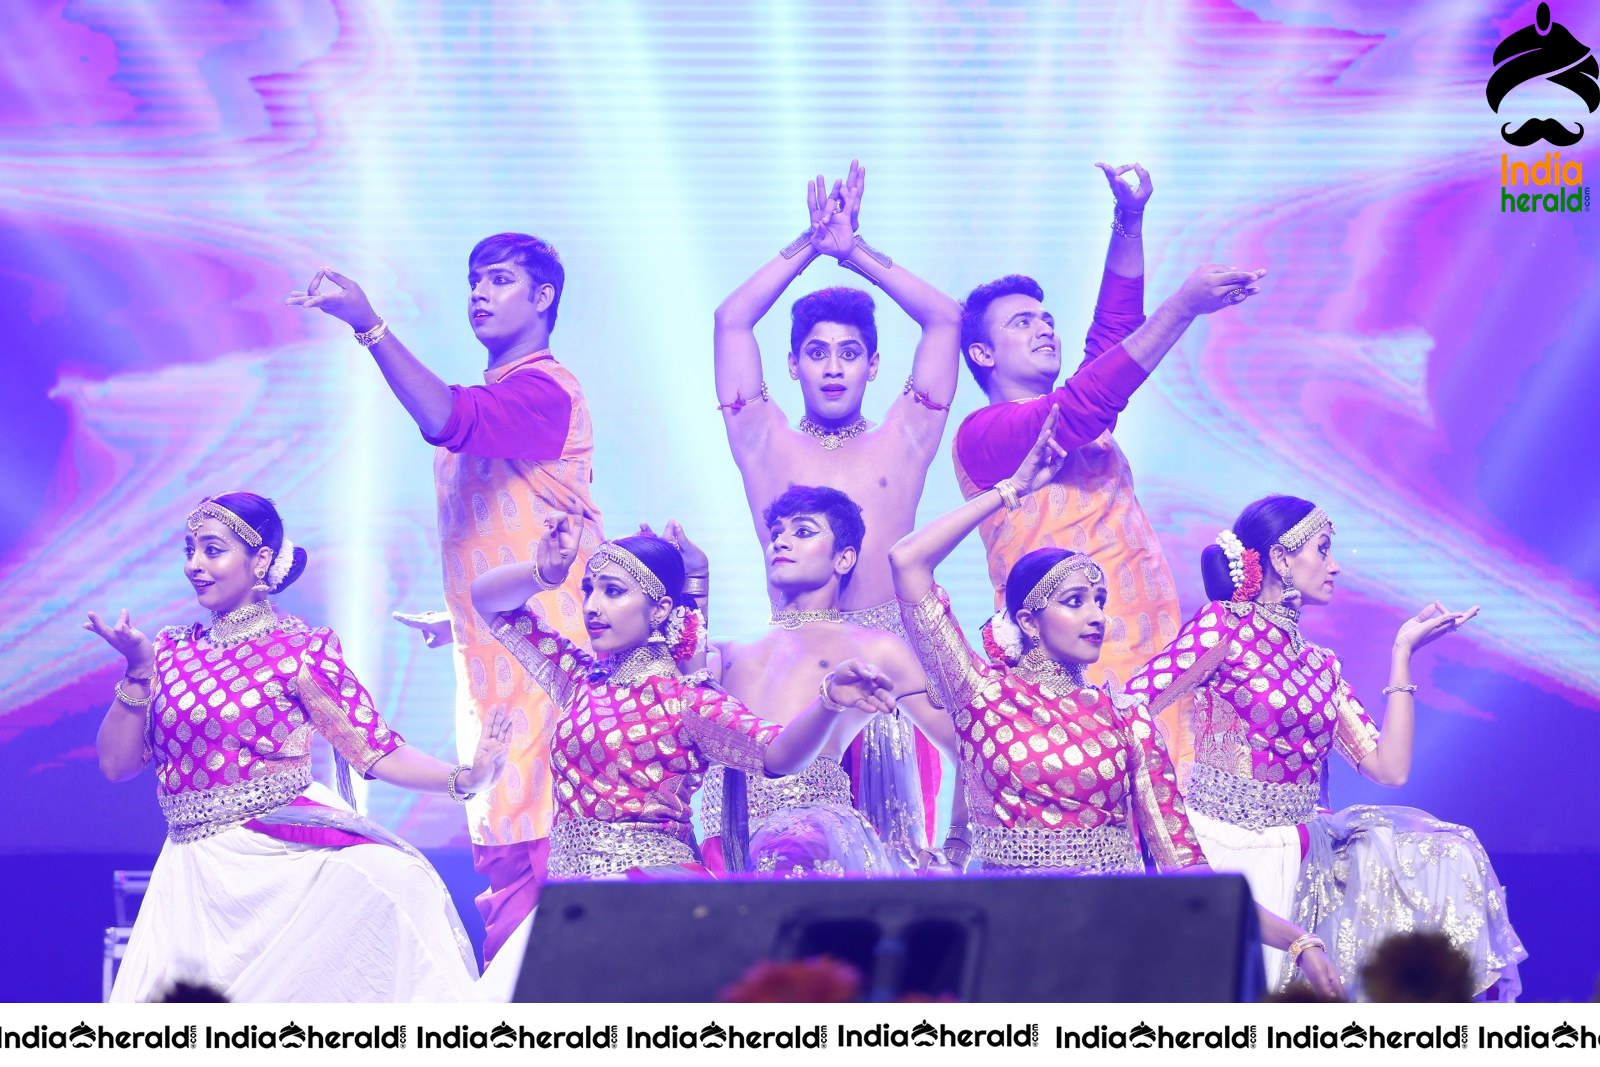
[1125,601,1380,830]
[487,605,782,877]
[145,618,404,843]
[900,586,1202,872]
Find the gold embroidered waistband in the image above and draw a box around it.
[701,757,854,833]
[976,822,1142,873]
[158,766,312,844]
[1187,762,1319,830]
[548,817,696,878]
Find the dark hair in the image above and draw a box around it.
[959,275,1045,389]
[1199,494,1319,603]
[1360,931,1475,1003]
[155,979,230,1003]
[761,485,866,591]
[201,491,310,592]
[1003,546,1096,621]
[607,534,697,611]
[468,232,565,330]
[789,288,877,357]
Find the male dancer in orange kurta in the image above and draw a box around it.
[287,233,602,962]
[953,165,1264,694]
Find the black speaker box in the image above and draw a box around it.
[514,873,1263,1002]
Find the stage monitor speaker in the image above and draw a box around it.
[514,873,1263,1002]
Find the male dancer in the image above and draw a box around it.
[287,233,603,962]
[708,486,968,875]
[953,164,1264,697]
[714,161,961,853]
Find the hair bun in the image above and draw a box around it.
[275,546,310,593]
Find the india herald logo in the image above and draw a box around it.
[1488,2,1599,145]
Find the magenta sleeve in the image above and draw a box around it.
[295,630,405,778]
[952,347,1150,491]
[678,687,782,775]
[422,367,573,460]
[1079,269,1146,369]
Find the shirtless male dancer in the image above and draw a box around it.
[707,486,967,876]
[714,161,960,853]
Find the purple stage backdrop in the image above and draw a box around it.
[1,0,1596,895]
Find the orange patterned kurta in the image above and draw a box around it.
[955,428,1180,695]
[433,352,602,847]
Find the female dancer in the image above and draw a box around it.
[469,514,897,994]
[886,410,1206,878]
[889,415,1343,997]
[1127,495,1526,999]
[88,492,506,1002]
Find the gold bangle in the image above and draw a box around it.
[994,479,1022,511]
[114,680,153,709]
[818,671,850,714]
[1287,933,1325,969]
[682,575,709,598]
[530,560,558,592]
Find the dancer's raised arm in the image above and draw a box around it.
[890,409,1066,603]
[1120,262,1266,374]
[1094,161,1150,282]
[1356,601,1479,787]
[712,180,844,439]
[286,268,455,435]
[818,161,962,441]
[84,609,155,782]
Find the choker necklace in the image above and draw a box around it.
[1253,598,1304,654]
[798,415,869,451]
[598,643,681,687]
[770,607,845,630]
[207,600,279,649]
[1014,646,1088,691]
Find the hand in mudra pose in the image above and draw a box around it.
[1395,601,1479,654]
[284,267,382,333]
[824,658,897,715]
[84,609,154,673]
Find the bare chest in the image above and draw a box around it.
[722,633,860,726]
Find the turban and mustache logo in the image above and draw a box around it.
[1487,2,1598,146]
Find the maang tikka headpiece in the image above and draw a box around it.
[587,542,668,600]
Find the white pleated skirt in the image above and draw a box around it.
[111,785,478,1003]
[1186,808,1303,985]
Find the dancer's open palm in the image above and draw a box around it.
[459,709,513,793]
[1395,601,1479,654]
